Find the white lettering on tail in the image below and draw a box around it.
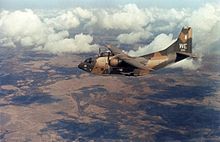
[179,43,187,52]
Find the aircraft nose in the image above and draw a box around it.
[78,63,84,70]
[78,62,91,72]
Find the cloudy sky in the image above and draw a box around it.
[0,0,219,9]
[0,0,219,70]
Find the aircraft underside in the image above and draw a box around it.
[109,66,136,76]
[107,59,170,76]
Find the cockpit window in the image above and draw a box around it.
[100,52,113,57]
[84,58,94,64]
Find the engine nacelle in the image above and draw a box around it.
[109,58,121,67]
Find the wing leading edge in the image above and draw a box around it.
[106,45,152,71]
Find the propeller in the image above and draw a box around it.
[98,48,101,56]
[107,51,110,65]
[98,44,113,57]
[107,49,111,74]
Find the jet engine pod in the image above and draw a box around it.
[109,58,121,67]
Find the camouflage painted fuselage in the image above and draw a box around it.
[78,27,193,76]
[79,51,179,76]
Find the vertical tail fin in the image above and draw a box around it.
[176,27,192,54]
[165,27,192,56]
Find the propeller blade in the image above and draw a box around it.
[99,48,101,56]
[107,51,110,65]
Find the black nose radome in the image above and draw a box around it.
[78,63,91,72]
[78,63,84,70]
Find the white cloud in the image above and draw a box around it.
[44,11,80,31]
[0,38,16,48]
[167,58,201,70]
[0,2,220,59]
[47,31,69,42]
[114,6,190,44]
[184,3,220,55]
[97,4,149,30]
[40,33,98,54]
[117,31,152,44]
[0,9,97,53]
[0,9,48,47]
[128,33,175,56]
[73,7,97,26]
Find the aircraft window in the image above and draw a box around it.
[85,58,91,63]
[85,58,94,64]
[100,52,105,56]
[100,52,112,57]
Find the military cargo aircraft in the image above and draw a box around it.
[78,27,195,76]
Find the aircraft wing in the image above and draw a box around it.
[106,45,153,70]
[117,54,153,71]
[106,45,123,55]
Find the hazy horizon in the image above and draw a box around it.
[0,0,219,9]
